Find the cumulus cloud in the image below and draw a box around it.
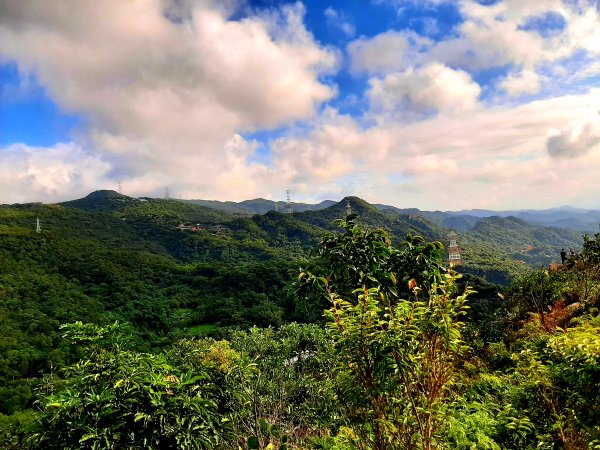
[429,21,544,71]
[2,0,600,209]
[547,118,600,159]
[0,143,112,203]
[367,63,481,116]
[270,110,367,186]
[498,69,542,96]
[268,88,600,209]
[347,30,431,74]
[0,0,337,201]
[349,0,600,75]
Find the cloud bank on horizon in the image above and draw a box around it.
[1,0,599,210]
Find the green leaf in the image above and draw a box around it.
[259,418,270,433]
[79,434,97,443]
[247,436,260,449]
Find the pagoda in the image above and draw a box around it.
[448,230,462,266]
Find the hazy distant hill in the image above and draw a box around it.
[451,215,583,283]
[375,204,600,233]
[450,206,600,232]
[369,203,583,283]
[373,204,481,231]
[470,216,582,250]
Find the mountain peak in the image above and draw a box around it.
[339,196,377,213]
[84,190,130,200]
[61,190,134,212]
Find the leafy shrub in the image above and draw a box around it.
[28,322,231,449]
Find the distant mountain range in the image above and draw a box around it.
[373,204,600,233]
[450,206,600,232]
[56,190,600,234]
[47,190,588,283]
[175,194,600,233]
[0,188,586,293]
[183,198,336,215]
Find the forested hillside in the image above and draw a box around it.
[184,197,336,215]
[1,193,597,449]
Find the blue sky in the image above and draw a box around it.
[1,0,600,208]
[0,63,83,146]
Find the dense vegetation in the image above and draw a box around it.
[1,192,597,448]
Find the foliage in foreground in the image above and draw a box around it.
[2,221,599,449]
[325,279,470,450]
[28,322,230,449]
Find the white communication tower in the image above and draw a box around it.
[36,218,41,233]
[448,230,462,266]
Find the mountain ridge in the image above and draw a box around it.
[55,190,600,233]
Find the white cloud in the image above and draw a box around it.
[0,0,337,201]
[498,69,542,96]
[0,143,112,203]
[547,117,600,159]
[572,60,600,80]
[373,0,450,9]
[347,30,431,74]
[324,7,355,37]
[367,63,481,115]
[268,88,600,209]
[560,5,600,56]
[2,0,600,209]
[351,0,600,76]
[427,4,547,71]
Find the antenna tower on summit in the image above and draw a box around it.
[118,181,122,195]
[36,218,41,233]
[164,187,170,199]
[448,230,462,266]
[285,190,293,214]
[346,199,352,217]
